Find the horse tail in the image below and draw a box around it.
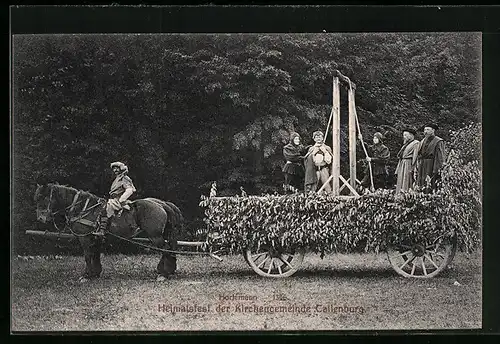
[164,201,184,226]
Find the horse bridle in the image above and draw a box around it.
[38,186,60,223]
[42,185,105,237]
[38,185,66,232]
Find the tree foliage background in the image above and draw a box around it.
[12,33,481,253]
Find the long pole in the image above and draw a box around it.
[323,107,334,144]
[332,76,340,196]
[24,230,206,247]
[352,94,374,191]
[348,87,357,194]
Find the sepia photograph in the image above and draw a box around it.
[11,25,482,331]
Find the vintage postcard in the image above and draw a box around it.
[10,6,484,332]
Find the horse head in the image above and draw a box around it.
[34,183,57,223]
[34,183,77,223]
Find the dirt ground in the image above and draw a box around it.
[11,250,481,331]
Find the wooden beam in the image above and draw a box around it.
[339,175,360,197]
[24,230,205,247]
[332,76,340,196]
[339,177,350,193]
[25,230,75,240]
[339,178,363,193]
[333,70,356,90]
[348,87,357,195]
[339,179,347,193]
[323,107,334,144]
[317,175,334,194]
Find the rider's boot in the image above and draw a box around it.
[95,215,110,236]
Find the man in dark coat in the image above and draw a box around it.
[282,132,306,193]
[415,123,446,190]
[395,127,419,195]
[360,132,390,190]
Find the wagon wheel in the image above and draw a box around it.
[387,234,457,278]
[244,244,305,278]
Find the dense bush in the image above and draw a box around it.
[437,123,482,251]
[199,123,481,256]
[447,122,481,164]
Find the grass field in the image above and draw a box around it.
[11,250,481,331]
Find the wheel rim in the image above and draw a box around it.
[387,235,457,278]
[245,245,304,278]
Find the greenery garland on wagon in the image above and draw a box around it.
[199,123,481,257]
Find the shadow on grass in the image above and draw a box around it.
[181,267,405,279]
[11,252,466,287]
[301,267,456,279]
[178,264,460,280]
[295,267,397,278]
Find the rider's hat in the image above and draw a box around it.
[110,161,128,173]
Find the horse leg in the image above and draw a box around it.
[150,236,177,279]
[78,236,102,281]
[90,237,103,277]
[133,200,180,280]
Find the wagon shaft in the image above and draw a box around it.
[24,229,223,261]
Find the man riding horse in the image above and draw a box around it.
[96,161,136,236]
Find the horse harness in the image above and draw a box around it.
[49,187,215,256]
[51,190,106,237]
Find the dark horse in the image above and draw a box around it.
[34,183,183,282]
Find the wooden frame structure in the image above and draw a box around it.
[318,70,361,197]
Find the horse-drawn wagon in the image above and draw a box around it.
[27,70,479,281]
[29,180,470,280]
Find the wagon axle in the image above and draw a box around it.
[267,247,281,258]
[411,244,426,257]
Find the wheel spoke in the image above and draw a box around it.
[257,254,268,268]
[433,252,446,259]
[388,237,456,279]
[424,253,439,269]
[246,247,304,278]
[251,252,266,260]
[399,255,415,270]
[390,250,412,259]
[421,257,428,276]
[274,256,285,267]
[267,258,274,274]
[279,256,294,269]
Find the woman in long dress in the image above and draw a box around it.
[282,132,306,193]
